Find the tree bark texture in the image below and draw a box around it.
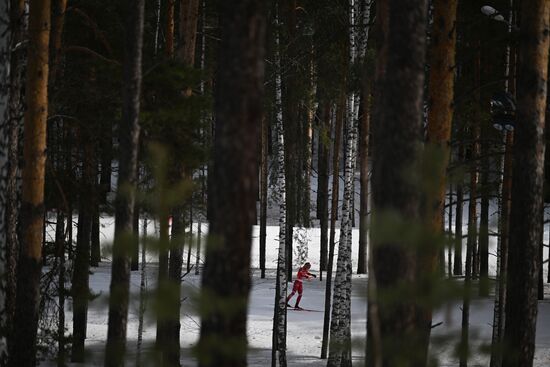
[453,144,464,276]
[9,1,50,365]
[357,80,371,275]
[417,0,458,359]
[197,1,265,365]
[321,93,345,360]
[502,1,549,366]
[104,0,144,365]
[5,0,26,349]
[71,136,95,362]
[178,0,200,67]
[367,0,427,364]
[165,207,185,367]
[0,0,10,358]
[260,115,268,278]
[318,103,330,274]
[272,25,287,364]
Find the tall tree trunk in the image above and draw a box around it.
[9,1,51,365]
[318,102,330,274]
[479,154,490,295]
[197,0,265,365]
[186,206,193,272]
[282,0,298,280]
[71,137,94,362]
[0,0,10,358]
[327,83,357,367]
[453,145,464,276]
[272,20,287,363]
[136,216,147,367]
[166,206,185,367]
[490,134,514,367]
[502,2,549,366]
[328,3,361,363]
[459,199,474,367]
[178,0,200,68]
[447,187,453,277]
[56,210,66,366]
[302,52,314,229]
[366,0,428,364]
[91,197,101,267]
[5,0,25,357]
[166,0,175,58]
[195,221,201,275]
[356,0,374,274]
[50,0,68,83]
[156,212,170,360]
[260,115,268,278]
[321,93,345,360]
[131,203,139,271]
[538,214,544,300]
[104,0,145,365]
[417,0,458,359]
[357,81,371,275]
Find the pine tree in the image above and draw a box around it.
[197,0,265,365]
[104,0,145,365]
[502,1,550,365]
[9,0,51,365]
[5,0,25,349]
[366,0,428,364]
[71,137,95,362]
[417,0,459,360]
[0,0,11,359]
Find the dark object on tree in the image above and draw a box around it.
[490,91,516,131]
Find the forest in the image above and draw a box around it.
[0,0,549,366]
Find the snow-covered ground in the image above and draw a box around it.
[41,263,550,366]
[40,213,550,366]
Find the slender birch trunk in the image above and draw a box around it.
[272,10,287,364]
[327,95,357,367]
[321,95,344,360]
[327,3,360,365]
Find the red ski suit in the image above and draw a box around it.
[287,266,314,307]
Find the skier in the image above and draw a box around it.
[286,262,316,310]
